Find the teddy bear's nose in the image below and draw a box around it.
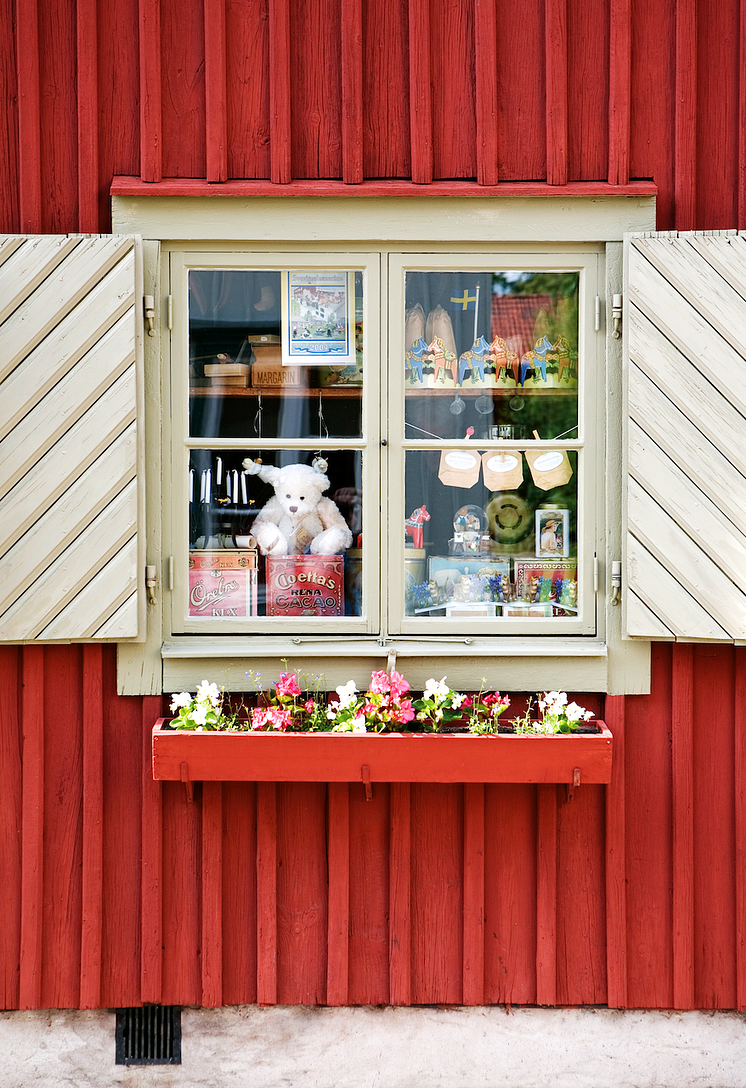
[289,505,298,513]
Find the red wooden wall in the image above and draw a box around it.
[2,643,745,1010]
[2,0,746,1011]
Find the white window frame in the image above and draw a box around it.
[113,194,655,696]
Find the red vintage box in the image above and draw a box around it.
[188,550,258,618]
[265,555,345,617]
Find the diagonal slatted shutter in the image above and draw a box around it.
[624,230,746,640]
[0,235,144,641]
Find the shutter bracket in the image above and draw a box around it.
[610,560,622,604]
[144,295,156,337]
[611,294,623,339]
[146,564,158,605]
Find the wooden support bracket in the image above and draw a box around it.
[566,766,581,802]
[180,761,194,803]
[361,764,372,801]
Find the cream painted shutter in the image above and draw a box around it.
[0,234,144,641]
[624,230,746,640]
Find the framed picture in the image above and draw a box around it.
[282,271,356,366]
[535,508,569,557]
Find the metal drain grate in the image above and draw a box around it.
[115,1006,182,1065]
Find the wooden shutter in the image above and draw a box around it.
[0,235,144,641]
[624,230,746,640]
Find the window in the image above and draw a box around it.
[111,193,656,694]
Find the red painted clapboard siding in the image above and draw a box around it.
[1,645,746,1008]
[2,0,746,229]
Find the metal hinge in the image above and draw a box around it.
[144,295,156,336]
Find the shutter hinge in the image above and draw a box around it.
[611,293,623,339]
[167,295,173,330]
[594,296,600,332]
[593,554,599,594]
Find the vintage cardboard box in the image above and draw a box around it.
[188,550,258,617]
[265,555,345,617]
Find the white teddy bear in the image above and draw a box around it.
[242,457,353,556]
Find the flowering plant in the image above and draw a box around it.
[413,677,470,732]
[170,680,237,731]
[467,684,511,734]
[249,671,329,732]
[326,670,415,733]
[514,691,594,735]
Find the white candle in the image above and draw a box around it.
[241,472,248,505]
[199,470,206,502]
[205,469,212,503]
[233,470,239,504]
[189,469,194,502]
[216,457,223,485]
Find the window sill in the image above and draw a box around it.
[152,718,613,785]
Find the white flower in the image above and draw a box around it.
[450,692,465,708]
[170,691,192,712]
[197,680,222,708]
[192,705,209,727]
[424,677,449,701]
[565,702,586,722]
[335,680,359,708]
[351,718,367,733]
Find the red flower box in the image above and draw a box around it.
[151,719,613,785]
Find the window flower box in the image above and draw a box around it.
[151,718,613,785]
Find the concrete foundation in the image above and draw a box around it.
[1,1006,745,1088]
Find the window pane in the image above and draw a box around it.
[404,449,579,620]
[404,271,579,443]
[188,449,363,618]
[189,270,363,441]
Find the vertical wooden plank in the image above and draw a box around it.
[496,0,545,181]
[408,0,433,183]
[161,780,201,1005]
[740,0,746,230]
[268,0,291,183]
[474,0,498,185]
[389,781,411,1005]
[201,781,223,1006]
[430,0,475,179]
[348,781,390,1005]
[276,783,327,1004]
[79,644,103,1009]
[140,697,163,1004]
[411,784,462,1004]
[536,784,557,1005]
[462,783,484,1005]
[139,0,162,182]
[222,782,257,1004]
[484,784,537,1005]
[608,0,630,185]
[161,0,206,177]
[341,0,363,184]
[545,0,568,185]
[604,694,628,1008]
[76,0,99,230]
[18,645,44,1009]
[204,0,228,182]
[0,648,22,1008]
[674,0,697,229]
[362,0,410,179]
[14,0,42,231]
[672,642,695,1008]
[692,647,736,1008]
[326,782,350,1005]
[256,781,277,1004]
[736,649,746,1010]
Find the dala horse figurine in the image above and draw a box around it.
[405,505,430,550]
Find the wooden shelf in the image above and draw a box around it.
[152,718,612,784]
[190,385,362,397]
[405,386,577,397]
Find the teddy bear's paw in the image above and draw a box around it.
[309,528,349,555]
[242,457,262,475]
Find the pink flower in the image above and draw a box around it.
[267,706,292,731]
[368,670,391,695]
[251,707,270,731]
[396,699,415,724]
[389,670,411,697]
[304,698,315,714]
[276,672,301,698]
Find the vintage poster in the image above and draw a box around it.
[282,271,355,366]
